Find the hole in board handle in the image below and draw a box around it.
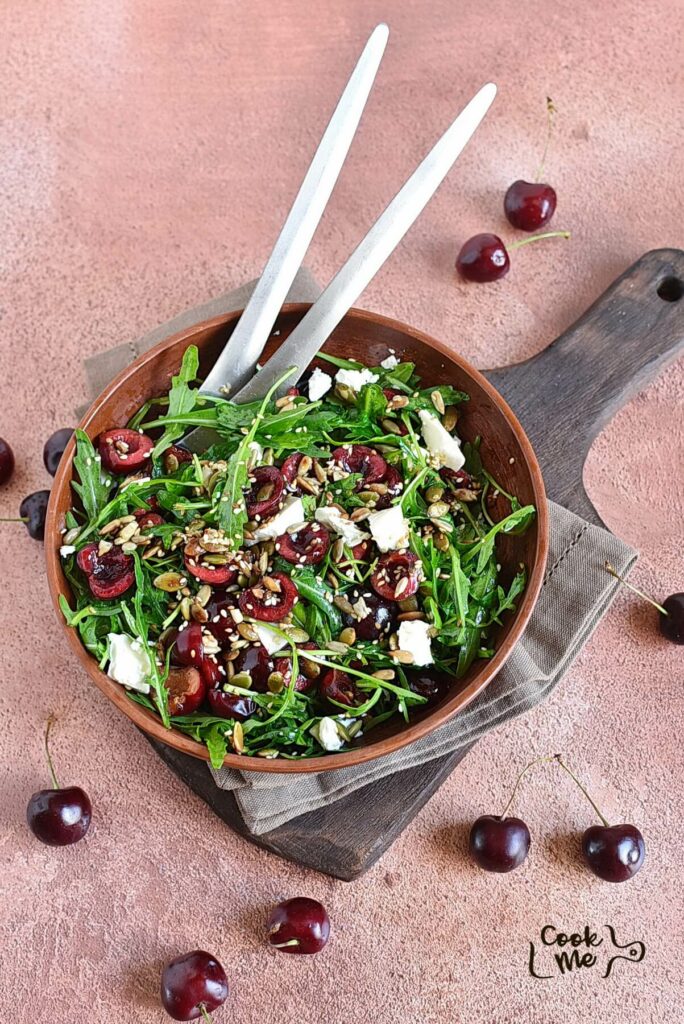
[657,277,683,302]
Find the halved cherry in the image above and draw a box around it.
[134,510,164,531]
[276,523,330,566]
[371,551,421,601]
[98,428,153,475]
[207,689,257,720]
[343,591,396,641]
[273,642,319,693]
[165,666,207,716]
[319,669,361,707]
[440,467,475,490]
[76,542,135,600]
[372,465,404,509]
[245,466,284,520]
[232,644,274,691]
[281,452,306,488]
[351,539,374,562]
[331,444,387,484]
[238,572,298,622]
[165,444,193,466]
[173,622,204,666]
[205,591,239,646]
[410,672,450,705]
[199,655,223,689]
[184,545,239,586]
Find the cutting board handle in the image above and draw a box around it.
[486,248,684,523]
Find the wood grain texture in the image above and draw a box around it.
[142,249,684,880]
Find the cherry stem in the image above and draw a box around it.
[553,754,610,827]
[199,1006,214,1024]
[500,754,558,818]
[508,230,571,251]
[605,561,668,616]
[534,96,556,182]
[0,517,28,523]
[44,714,60,790]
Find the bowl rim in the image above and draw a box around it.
[46,303,548,774]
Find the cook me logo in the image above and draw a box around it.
[528,925,645,980]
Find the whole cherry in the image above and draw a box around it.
[43,427,74,476]
[267,897,331,954]
[468,756,542,872]
[504,97,558,231]
[0,436,15,485]
[0,489,52,540]
[161,950,229,1022]
[26,715,92,846]
[554,755,646,883]
[456,230,570,283]
[605,563,684,645]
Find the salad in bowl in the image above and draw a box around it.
[57,342,535,767]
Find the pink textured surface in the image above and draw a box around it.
[1,2,682,1022]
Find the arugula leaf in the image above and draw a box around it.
[152,345,200,458]
[204,723,229,769]
[357,383,388,423]
[71,429,111,523]
[463,504,536,574]
[288,569,342,633]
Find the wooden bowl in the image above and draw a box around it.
[46,305,548,773]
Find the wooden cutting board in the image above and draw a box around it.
[146,248,684,880]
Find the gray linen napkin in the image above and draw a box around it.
[82,270,637,836]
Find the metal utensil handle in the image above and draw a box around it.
[233,82,496,403]
[199,23,389,399]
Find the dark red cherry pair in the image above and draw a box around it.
[0,427,75,540]
[469,754,645,883]
[457,97,568,282]
[26,716,91,847]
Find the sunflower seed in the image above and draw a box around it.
[63,527,81,545]
[117,521,139,543]
[372,668,396,681]
[339,627,356,645]
[431,390,446,415]
[256,748,279,759]
[430,517,453,534]
[331,539,346,563]
[442,406,459,432]
[298,455,312,476]
[388,632,399,651]
[296,475,319,496]
[381,418,403,436]
[154,572,185,592]
[387,394,409,410]
[367,482,388,495]
[190,604,209,623]
[97,540,113,557]
[99,518,122,535]
[262,575,282,593]
[313,461,327,484]
[180,597,192,621]
[231,722,245,754]
[333,594,355,615]
[142,545,162,560]
[225,659,235,680]
[121,541,137,553]
[350,508,370,523]
[275,395,293,409]
[237,622,259,642]
[164,451,179,474]
[195,585,212,607]
[327,573,340,590]
[391,649,415,664]
[258,550,270,574]
[256,483,275,502]
[393,577,409,599]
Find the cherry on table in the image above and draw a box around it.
[161,949,228,1021]
[582,823,645,883]
[504,180,557,231]
[456,230,570,283]
[26,716,91,846]
[469,815,531,872]
[267,897,331,954]
[43,427,74,476]
[0,437,15,485]
[19,490,51,540]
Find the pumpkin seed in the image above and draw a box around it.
[430,516,453,534]
[397,610,427,621]
[262,447,275,466]
[367,482,388,495]
[267,672,285,693]
[427,501,449,518]
[381,418,403,436]
[285,626,310,644]
[121,541,137,554]
[398,596,419,612]
[154,571,185,592]
[327,640,349,654]
[332,539,346,563]
[346,719,364,739]
[231,722,245,754]
[237,622,259,642]
[391,649,415,664]
[431,390,446,415]
[434,532,450,552]
[334,383,356,403]
[256,749,279,759]
[231,671,252,688]
[256,483,275,502]
[190,604,209,623]
[442,406,458,432]
[372,668,396,681]
[425,485,444,503]
[203,553,229,565]
[339,627,356,645]
[300,657,320,680]
[180,597,192,621]
[358,491,378,505]
[195,585,212,607]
